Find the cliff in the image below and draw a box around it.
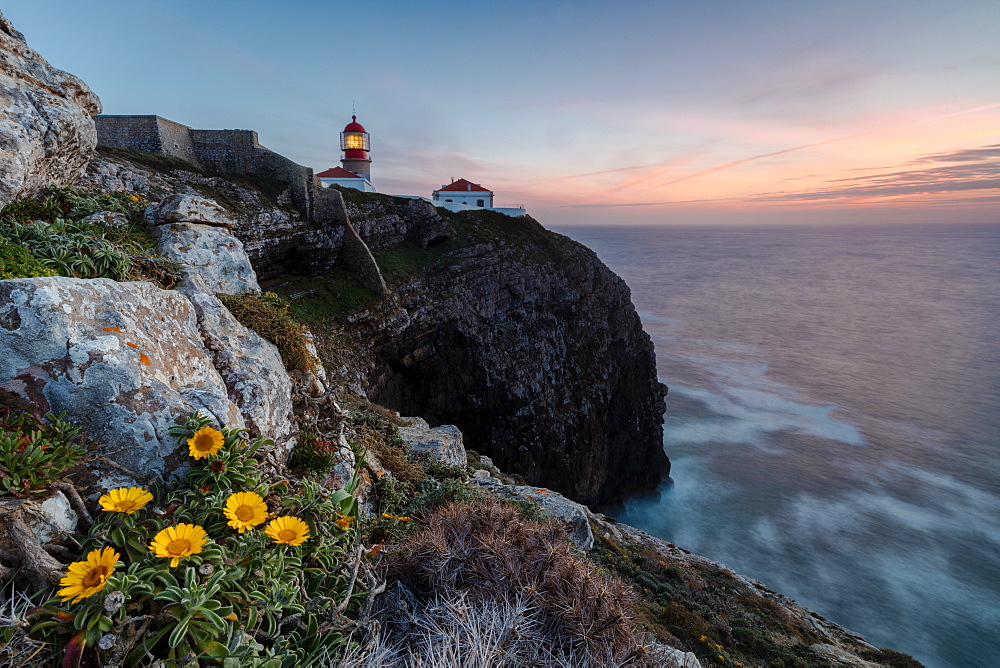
[81,153,669,506]
[312,196,669,506]
[0,12,923,666]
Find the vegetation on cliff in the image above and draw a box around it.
[0,165,922,666]
[0,187,180,285]
[7,412,366,666]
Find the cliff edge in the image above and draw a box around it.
[282,196,669,507]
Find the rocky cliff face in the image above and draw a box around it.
[0,11,101,208]
[76,155,669,506]
[326,207,668,507]
[82,153,346,279]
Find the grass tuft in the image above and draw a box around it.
[218,291,319,371]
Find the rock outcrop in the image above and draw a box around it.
[0,11,101,208]
[0,278,293,487]
[396,418,468,468]
[335,208,668,507]
[342,191,452,251]
[80,156,347,279]
[149,194,261,295]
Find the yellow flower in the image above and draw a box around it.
[265,516,310,546]
[223,491,269,533]
[187,426,224,459]
[149,523,208,567]
[98,486,153,514]
[58,547,119,603]
[334,513,355,531]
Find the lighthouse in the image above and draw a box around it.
[317,115,375,191]
[340,115,371,180]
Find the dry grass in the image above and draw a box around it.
[366,498,657,666]
[0,588,51,667]
[341,593,654,667]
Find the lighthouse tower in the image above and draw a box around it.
[340,115,371,180]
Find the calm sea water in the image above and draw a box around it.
[553,224,1000,668]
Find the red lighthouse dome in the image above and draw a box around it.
[341,115,370,159]
[340,114,371,179]
[343,116,366,134]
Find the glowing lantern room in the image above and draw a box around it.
[340,115,371,180]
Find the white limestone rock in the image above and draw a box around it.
[646,642,703,668]
[809,643,883,667]
[179,289,294,456]
[0,277,244,486]
[154,222,261,295]
[397,423,467,468]
[148,194,234,229]
[34,491,78,543]
[0,11,101,208]
[469,478,595,551]
[80,211,129,229]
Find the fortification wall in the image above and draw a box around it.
[189,129,260,173]
[96,116,320,222]
[254,150,314,221]
[95,115,164,153]
[188,129,313,219]
[155,117,200,166]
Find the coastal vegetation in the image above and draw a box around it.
[0,187,180,285]
[0,156,922,667]
[7,412,367,666]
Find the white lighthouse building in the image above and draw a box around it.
[317,115,375,192]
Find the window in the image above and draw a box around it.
[445,199,452,202]
[477,199,485,207]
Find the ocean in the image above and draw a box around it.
[553,223,1000,668]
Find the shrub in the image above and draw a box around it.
[289,430,341,473]
[1,187,147,224]
[345,411,424,486]
[218,292,319,371]
[0,188,180,286]
[0,409,88,497]
[0,241,57,279]
[380,498,653,663]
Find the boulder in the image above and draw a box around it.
[469,478,595,551]
[0,11,101,208]
[154,222,261,294]
[148,194,234,229]
[397,423,467,468]
[0,277,244,487]
[180,289,294,453]
[80,211,129,229]
[646,642,703,668]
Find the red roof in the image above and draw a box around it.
[317,166,362,179]
[343,115,367,133]
[435,178,492,193]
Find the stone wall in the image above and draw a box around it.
[96,117,314,219]
[95,115,162,153]
[155,117,200,166]
[188,129,259,173]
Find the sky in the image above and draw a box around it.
[5,0,999,226]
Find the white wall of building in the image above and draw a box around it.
[414,197,524,217]
[319,177,376,193]
[433,190,493,208]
